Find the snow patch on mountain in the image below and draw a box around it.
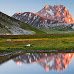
[46,9,54,17]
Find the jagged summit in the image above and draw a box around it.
[44,5,51,9]
[37,5,74,24]
[16,12,22,14]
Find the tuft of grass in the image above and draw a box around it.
[61,40,70,44]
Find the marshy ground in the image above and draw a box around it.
[0,34,74,53]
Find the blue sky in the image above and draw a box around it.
[0,0,74,18]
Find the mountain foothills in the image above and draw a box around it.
[12,5,74,32]
[0,12,45,35]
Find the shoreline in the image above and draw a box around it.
[0,50,74,56]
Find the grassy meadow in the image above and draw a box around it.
[0,34,74,53]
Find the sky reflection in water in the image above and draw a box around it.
[0,53,74,74]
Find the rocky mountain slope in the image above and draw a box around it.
[12,5,74,30]
[0,12,45,35]
[12,12,74,30]
[37,5,74,24]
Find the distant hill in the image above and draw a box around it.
[0,12,45,35]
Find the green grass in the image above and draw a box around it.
[0,33,74,39]
[0,34,74,52]
[20,22,46,34]
[42,29,74,34]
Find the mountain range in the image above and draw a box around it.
[0,5,74,35]
[12,5,74,32]
[37,5,74,24]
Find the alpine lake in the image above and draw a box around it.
[0,52,74,74]
[0,34,74,74]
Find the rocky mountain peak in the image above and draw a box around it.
[37,5,74,24]
[12,5,74,29]
[44,5,51,9]
[16,12,22,14]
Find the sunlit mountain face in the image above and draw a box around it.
[13,5,74,25]
[13,53,74,72]
[37,5,74,24]
[12,5,74,29]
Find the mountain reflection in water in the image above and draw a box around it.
[13,53,74,72]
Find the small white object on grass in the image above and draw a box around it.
[26,44,31,47]
[7,39,11,41]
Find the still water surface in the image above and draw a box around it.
[0,53,74,74]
